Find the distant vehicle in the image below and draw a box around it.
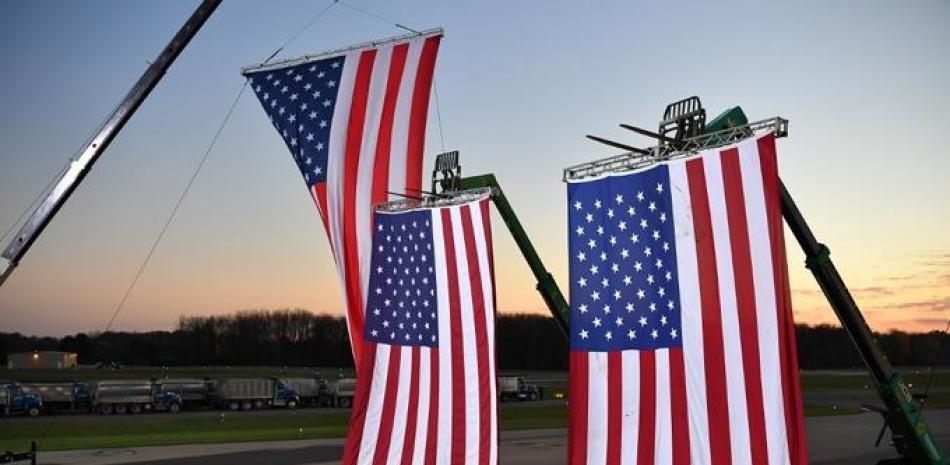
[0,383,43,416]
[94,362,125,370]
[158,378,212,409]
[498,376,541,401]
[90,380,181,414]
[20,382,90,413]
[282,377,331,407]
[212,378,298,411]
[332,378,357,408]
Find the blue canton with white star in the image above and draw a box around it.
[245,56,345,188]
[568,165,683,352]
[364,210,439,347]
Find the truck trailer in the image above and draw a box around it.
[20,381,90,413]
[281,377,330,407]
[158,378,211,409]
[212,378,299,411]
[331,378,357,408]
[90,380,181,414]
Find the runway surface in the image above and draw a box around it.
[42,409,950,465]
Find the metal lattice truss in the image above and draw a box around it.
[563,116,788,182]
[375,187,495,213]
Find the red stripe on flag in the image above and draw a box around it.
[478,199,499,462]
[721,148,769,464]
[371,346,403,465]
[686,158,733,465]
[399,346,422,465]
[636,351,655,465]
[669,348,690,465]
[372,43,409,204]
[605,352,622,465]
[405,36,441,192]
[424,347,440,465]
[341,49,377,367]
[478,200,496,299]
[460,206,492,465]
[440,208,466,465]
[568,352,589,465]
[311,184,330,238]
[342,342,379,465]
[758,134,808,464]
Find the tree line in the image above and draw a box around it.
[1,309,948,370]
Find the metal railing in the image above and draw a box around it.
[563,116,788,182]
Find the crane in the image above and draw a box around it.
[0,0,222,288]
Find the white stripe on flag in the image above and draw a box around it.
[451,205,480,465]
[432,209,453,465]
[469,202,498,465]
[356,46,393,308]
[620,350,639,465]
[387,39,423,196]
[386,345,413,465]
[669,160,712,465]
[358,344,391,465]
[738,139,791,465]
[703,153,753,465]
[586,352,608,465]
[654,349,673,465]
[411,347,432,465]
[326,51,360,344]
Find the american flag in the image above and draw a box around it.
[567,133,806,465]
[243,30,442,366]
[343,194,498,465]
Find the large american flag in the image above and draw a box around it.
[243,30,443,366]
[567,133,806,465]
[343,194,498,465]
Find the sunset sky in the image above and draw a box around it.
[0,0,947,337]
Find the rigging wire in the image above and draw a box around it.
[337,0,448,152]
[262,0,339,64]
[103,2,339,332]
[103,81,248,333]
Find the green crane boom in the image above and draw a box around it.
[457,174,571,334]
[781,180,946,464]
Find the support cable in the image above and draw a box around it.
[103,81,247,332]
[103,2,339,332]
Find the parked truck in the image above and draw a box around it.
[498,376,541,401]
[20,382,90,413]
[158,378,212,409]
[281,377,330,407]
[212,378,299,411]
[0,383,43,416]
[90,380,181,414]
[331,378,357,408]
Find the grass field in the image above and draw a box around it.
[0,368,946,452]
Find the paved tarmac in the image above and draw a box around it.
[41,410,950,465]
